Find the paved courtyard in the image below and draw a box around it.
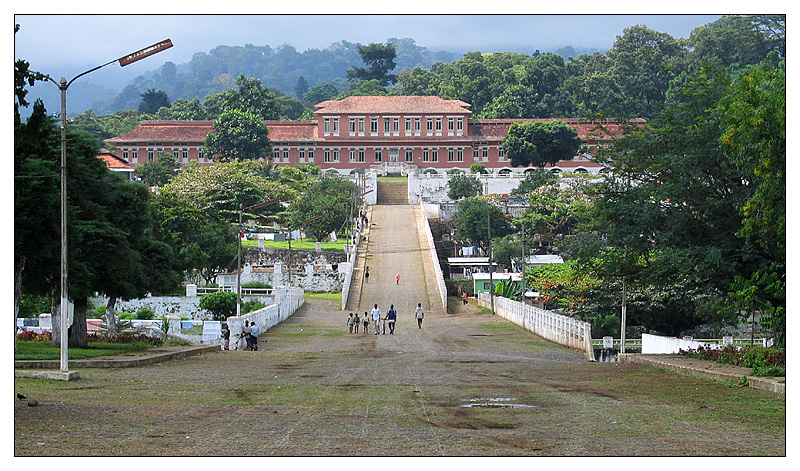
[13,205,786,456]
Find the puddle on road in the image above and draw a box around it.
[461,398,539,409]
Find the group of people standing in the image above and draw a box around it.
[221,321,260,351]
[347,303,425,335]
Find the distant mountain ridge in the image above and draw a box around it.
[22,37,597,118]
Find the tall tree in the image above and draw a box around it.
[347,42,398,87]
[502,120,581,168]
[138,88,171,115]
[204,108,272,162]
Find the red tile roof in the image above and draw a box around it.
[104,120,318,145]
[314,96,472,115]
[97,150,134,170]
[470,119,638,142]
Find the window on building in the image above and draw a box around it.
[384,118,390,133]
[393,118,399,132]
[448,117,454,131]
[332,118,339,133]
[324,149,331,162]
[324,118,330,134]
[299,149,306,163]
[148,149,155,162]
[350,149,357,162]
[414,118,420,132]
[405,118,412,132]
[283,149,290,163]
[405,149,414,162]
[349,118,356,133]
[457,117,464,132]
[358,118,364,133]
[435,117,442,131]
[423,149,429,162]
[359,149,365,162]
[307,149,314,162]
[431,148,438,162]
[483,148,489,162]
[448,148,455,162]
[426,118,433,131]
[371,117,378,133]
[498,147,506,161]
[273,149,280,161]
[182,148,189,160]
[457,148,463,162]
[122,149,129,161]
[473,148,479,160]
[374,148,382,162]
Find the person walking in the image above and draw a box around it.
[347,313,355,333]
[415,303,424,329]
[371,304,381,335]
[353,313,360,333]
[395,273,400,285]
[249,321,260,351]
[363,312,370,334]
[364,266,370,283]
[386,304,397,335]
[462,290,469,305]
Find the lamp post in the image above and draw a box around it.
[237,200,279,317]
[489,212,515,315]
[43,39,172,373]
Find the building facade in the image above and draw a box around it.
[104,96,638,175]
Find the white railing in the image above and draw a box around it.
[196,286,274,297]
[225,286,305,351]
[420,203,448,312]
[476,292,595,361]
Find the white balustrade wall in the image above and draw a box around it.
[420,203,448,312]
[226,286,305,351]
[476,292,595,361]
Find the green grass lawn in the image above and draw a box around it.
[304,291,342,303]
[243,237,347,252]
[15,340,154,361]
[377,176,408,182]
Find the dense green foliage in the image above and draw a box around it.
[198,291,238,321]
[447,173,482,200]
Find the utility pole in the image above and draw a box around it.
[43,39,172,374]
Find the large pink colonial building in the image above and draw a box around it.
[104,96,637,175]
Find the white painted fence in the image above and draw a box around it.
[225,286,305,351]
[420,203,448,312]
[476,292,594,361]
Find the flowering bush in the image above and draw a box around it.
[678,344,785,376]
[16,330,52,342]
[87,332,163,346]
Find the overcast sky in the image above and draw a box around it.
[14,11,727,81]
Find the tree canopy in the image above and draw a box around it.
[502,121,581,168]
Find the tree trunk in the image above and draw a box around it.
[106,296,118,335]
[68,297,88,348]
[50,287,61,347]
[14,256,25,354]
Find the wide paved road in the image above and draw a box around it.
[14,204,786,456]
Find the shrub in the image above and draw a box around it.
[242,282,272,289]
[119,312,135,319]
[678,345,785,371]
[16,330,52,342]
[136,307,155,320]
[199,291,237,321]
[242,300,266,313]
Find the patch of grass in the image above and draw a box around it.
[15,340,152,360]
[304,291,342,302]
[377,176,408,182]
[243,238,346,252]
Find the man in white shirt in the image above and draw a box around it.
[371,304,381,335]
[249,321,260,351]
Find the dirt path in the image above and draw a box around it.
[14,205,786,456]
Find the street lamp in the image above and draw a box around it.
[237,200,280,317]
[43,39,173,374]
